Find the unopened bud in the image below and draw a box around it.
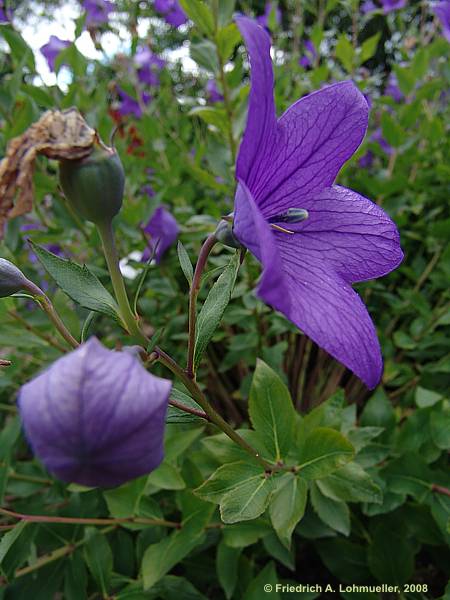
[215,215,243,250]
[0,258,30,298]
[59,140,125,225]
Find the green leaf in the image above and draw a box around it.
[190,40,219,72]
[146,461,186,490]
[0,521,37,578]
[83,533,113,595]
[243,561,280,600]
[310,482,350,536]
[415,386,443,408]
[220,472,274,524]
[381,112,405,148]
[177,241,193,285]
[195,461,264,503]
[316,539,371,584]
[29,242,121,322]
[297,428,354,479]
[179,0,215,36]
[316,462,382,504]
[269,473,307,548]
[359,32,381,63]
[64,553,88,600]
[248,359,296,461]
[216,540,241,599]
[142,511,210,589]
[222,519,272,548]
[216,0,236,27]
[430,403,450,449]
[360,388,396,430]
[335,34,354,72]
[216,23,241,62]
[367,520,415,584]
[0,25,35,70]
[103,477,147,518]
[194,251,240,370]
[167,388,204,424]
[189,106,229,135]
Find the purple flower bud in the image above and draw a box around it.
[142,206,179,263]
[0,258,29,297]
[361,0,377,14]
[134,47,165,87]
[40,36,71,72]
[0,0,12,22]
[385,73,403,102]
[18,338,172,488]
[433,1,450,42]
[117,87,152,118]
[380,0,406,13]
[299,40,317,69]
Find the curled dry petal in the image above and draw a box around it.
[0,108,96,236]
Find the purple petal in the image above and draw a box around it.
[19,338,171,488]
[433,1,450,42]
[40,36,71,72]
[380,0,406,13]
[235,16,277,190]
[236,18,368,218]
[233,185,386,388]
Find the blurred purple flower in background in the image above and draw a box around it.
[233,17,403,388]
[82,0,113,27]
[40,36,71,72]
[361,0,377,13]
[358,150,374,168]
[256,2,282,30]
[433,1,450,42]
[206,80,224,103]
[142,184,156,198]
[134,47,165,87]
[0,0,11,22]
[299,40,317,68]
[385,72,403,102]
[142,206,179,263]
[380,0,406,13]
[19,337,171,488]
[117,88,151,118]
[154,0,187,28]
[372,128,392,155]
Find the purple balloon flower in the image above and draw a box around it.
[142,206,179,263]
[206,79,224,103]
[0,0,11,22]
[82,0,114,27]
[380,0,406,13]
[299,40,317,69]
[117,87,152,118]
[232,17,403,389]
[40,36,71,72]
[433,1,450,42]
[385,73,403,102]
[134,47,165,87]
[153,0,187,28]
[19,337,171,488]
[372,128,393,155]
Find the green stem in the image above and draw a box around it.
[156,346,273,471]
[96,220,148,346]
[186,234,217,378]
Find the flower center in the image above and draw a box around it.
[269,208,309,234]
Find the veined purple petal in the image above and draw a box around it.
[236,18,368,218]
[234,184,386,388]
[235,16,277,191]
[18,338,171,487]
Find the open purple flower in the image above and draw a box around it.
[299,40,317,69]
[380,0,406,13]
[40,36,71,72]
[142,206,179,263]
[18,337,171,488]
[153,0,187,28]
[134,47,165,87]
[82,0,114,27]
[233,17,403,389]
[433,1,450,42]
[206,79,224,103]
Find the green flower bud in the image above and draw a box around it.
[59,141,125,225]
[0,258,29,298]
[215,215,243,250]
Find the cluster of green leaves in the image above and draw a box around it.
[0,0,449,598]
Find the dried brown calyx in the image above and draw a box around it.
[0,108,96,236]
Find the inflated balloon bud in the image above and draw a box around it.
[215,214,243,250]
[59,139,125,225]
[0,258,31,298]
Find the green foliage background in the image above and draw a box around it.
[0,0,449,598]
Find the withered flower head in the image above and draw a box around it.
[0,108,96,236]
